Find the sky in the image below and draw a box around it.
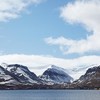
[0,0,100,76]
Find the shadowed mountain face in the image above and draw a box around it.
[39,65,73,84]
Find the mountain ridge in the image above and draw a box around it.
[0,63,100,89]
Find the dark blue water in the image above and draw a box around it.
[0,90,99,100]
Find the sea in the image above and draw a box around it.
[0,90,99,100]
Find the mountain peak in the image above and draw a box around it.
[86,65,100,75]
[7,64,29,72]
[40,65,73,84]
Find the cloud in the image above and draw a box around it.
[0,54,100,79]
[45,0,100,54]
[0,0,44,22]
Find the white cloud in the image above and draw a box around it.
[45,0,100,54]
[0,54,100,79]
[0,0,44,21]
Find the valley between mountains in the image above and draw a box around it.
[0,64,100,90]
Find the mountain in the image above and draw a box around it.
[0,63,100,89]
[70,65,100,89]
[0,64,73,89]
[6,64,40,84]
[0,63,40,85]
[67,64,98,80]
[39,65,73,84]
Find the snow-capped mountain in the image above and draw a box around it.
[0,64,41,85]
[0,63,100,89]
[6,64,40,84]
[66,64,99,80]
[70,65,100,89]
[34,64,99,80]
[79,65,100,83]
[39,65,73,84]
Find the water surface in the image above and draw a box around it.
[0,90,99,100]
